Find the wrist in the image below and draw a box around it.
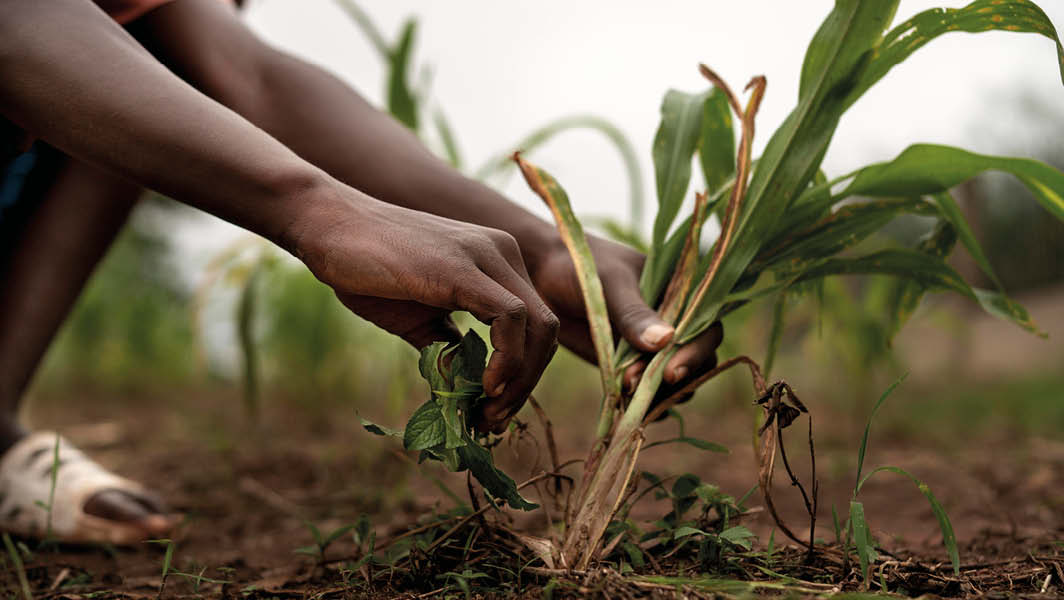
[275,174,369,270]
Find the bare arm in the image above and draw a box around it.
[0,0,561,430]
[128,0,723,391]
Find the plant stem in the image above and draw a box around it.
[563,349,672,568]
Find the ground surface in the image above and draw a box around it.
[1,377,1060,599]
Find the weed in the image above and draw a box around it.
[296,520,358,564]
[2,532,32,600]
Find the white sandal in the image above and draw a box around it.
[0,431,177,544]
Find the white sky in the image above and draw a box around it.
[174,0,1064,268]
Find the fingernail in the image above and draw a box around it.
[672,365,688,383]
[640,323,673,348]
[492,382,507,397]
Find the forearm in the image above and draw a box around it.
[248,52,559,268]
[0,0,345,248]
[128,0,560,271]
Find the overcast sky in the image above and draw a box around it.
[172,1,1064,265]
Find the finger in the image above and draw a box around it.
[601,272,674,352]
[475,266,560,432]
[664,321,724,385]
[455,273,528,397]
[623,360,646,394]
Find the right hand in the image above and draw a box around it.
[290,190,560,433]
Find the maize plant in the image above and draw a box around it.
[367,0,1064,571]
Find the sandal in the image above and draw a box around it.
[0,431,177,544]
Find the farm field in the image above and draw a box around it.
[7,285,1063,598]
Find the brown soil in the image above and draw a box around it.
[1,384,1061,599]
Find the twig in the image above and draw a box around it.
[644,355,766,424]
[528,396,563,495]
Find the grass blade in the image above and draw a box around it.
[433,108,463,169]
[387,19,420,131]
[651,90,709,249]
[476,115,644,230]
[854,374,908,497]
[513,155,617,399]
[857,466,960,575]
[699,89,736,196]
[884,220,957,340]
[763,291,786,379]
[929,192,1002,289]
[849,500,875,584]
[849,0,1064,106]
[3,532,32,600]
[333,0,391,59]
[756,197,936,272]
[838,144,1064,220]
[787,246,1043,335]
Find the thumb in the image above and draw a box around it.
[605,282,674,353]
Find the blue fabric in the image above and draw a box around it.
[0,147,40,226]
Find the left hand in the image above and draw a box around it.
[529,233,724,402]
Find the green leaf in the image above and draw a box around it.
[439,395,464,450]
[930,192,1003,291]
[433,108,463,169]
[858,466,960,576]
[678,1,900,343]
[651,90,709,249]
[643,437,728,453]
[515,157,617,398]
[418,342,449,392]
[622,542,646,568]
[323,524,357,548]
[758,197,936,272]
[475,115,644,230]
[699,89,736,195]
[790,248,1042,334]
[673,526,708,540]
[719,525,755,551]
[334,0,390,59]
[854,374,908,498]
[764,291,786,379]
[361,418,402,438]
[387,19,420,131]
[885,220,957,340]
[849,500,875,582]
[449,330,488,388]
[456,431,537,510]
[848,0,1064,106]
[403,400,446,452]
[838,144,1064,221]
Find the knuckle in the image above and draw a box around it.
[539,308,561,336]
[492,230,522,258]
[500,296,528,321]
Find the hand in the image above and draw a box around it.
[529,233,724,404]
[290,187,560,433]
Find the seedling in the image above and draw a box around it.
[842,375,960,587]
[295,520,358,564]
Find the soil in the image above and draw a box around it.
[1,381,1059,599]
